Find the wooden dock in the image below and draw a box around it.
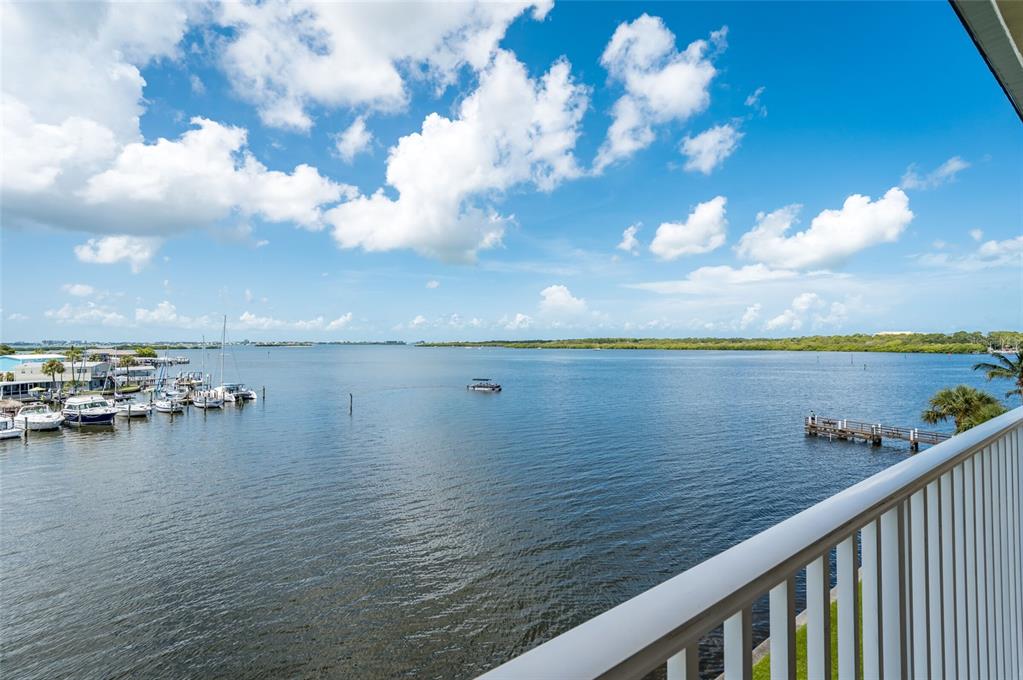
[805,415,951,451]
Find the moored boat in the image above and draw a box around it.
[62,395,117,427]
[0,416,22,440]
[190,389,223,409]
[154,397,185,413]
[467,378,502,392]
[14,403,64,431]
[114,399,152,418]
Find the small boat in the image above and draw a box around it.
[190,389,223,409]
[114,399,152,418]
[14,403,64,431]
[214,382,257,403]
[467,378,502,392]
[153,396,185,413]
[62,395,117,426]
[0,416,22,440]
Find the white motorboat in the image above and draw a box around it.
[115,399,152,418]
[213,382,257,403]
[154,397,185,413]
[62,395,117,426]
[0,416,22,440]
[190,389,223,409]
[14,403,64,431]
[467,378,502,392]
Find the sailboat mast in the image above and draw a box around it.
[220,315,227,386]
[201,335,206,386]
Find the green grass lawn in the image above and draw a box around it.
[752,597,863,680]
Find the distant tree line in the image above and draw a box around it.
[423,331,1022,354]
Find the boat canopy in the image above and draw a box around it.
[471,378,492,381]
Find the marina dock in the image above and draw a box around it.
[805,414,951,451]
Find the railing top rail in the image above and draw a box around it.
[480,406,1023,680]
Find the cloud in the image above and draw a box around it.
[595,15,721,171]
[680,124,743,174]
[45,301,128,326]
[736,188,912,270]
[409,314,428,329]
[62,283,95,297]
[501,312,533,330]
[764,292,823,331]
[539,284,587,315]
[739,303,761,330]
[326,312,353,330]
[426,279,441,289]
[616,224,641,254]
[190,74,205,95]
[649,195,727,260]
[237,311,330,331]
[918,235,1023,271]
[628,263,801,294]
[764,292,853,331]
[215,1,551,130]
[744,86,766,115]
[80,117,353,233]
[900,156,970,190]
[970,228,984,242]
[7,313,29,321]
[335,117,373,163]
[135,301,212,329]
[74,235,162,273]
[325,49,589,261]
[255,239,270,248]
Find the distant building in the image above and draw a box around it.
[0,354,113,398]
[873,331,916,336]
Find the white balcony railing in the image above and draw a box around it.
[480,407,1023,680]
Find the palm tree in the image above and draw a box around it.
[119,355,136,385]
[973,352,1023,402]
[65,348,83,392]
[922,385,1007,434]
[41,359,65,395]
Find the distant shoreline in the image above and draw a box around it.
[419,332,1020,355]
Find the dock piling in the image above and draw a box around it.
[806,414,949,452]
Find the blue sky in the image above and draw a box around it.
[2,1,1020,342]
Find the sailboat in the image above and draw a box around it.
[190,333,223,409]
[212,315,257,403]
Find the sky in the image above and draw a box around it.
[1,1,1021,342]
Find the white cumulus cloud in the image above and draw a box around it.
[680,124,743,174]
[736,188,912,270]
[539,284,587,316]
[739,303,761,330]
[616,224,641,254]
[649,196,727,260]
[215,1,551,130]
[426,280,441,289]
[135,301,211,329]
[595,15,722,171]
[61,283,95,297]
[628,263,801,295]
[325,49,589,261]
[74,235,162,273]
[335,117,373,163]
[326,312,353,331]
[45,301,128,327]
[502,312,534,330]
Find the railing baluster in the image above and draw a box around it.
[666,644,699,680]
[977,447,991,680]
[837,536,859,680]
[1010,427,1018,670]
[984,447,996,678]
[881,505,907,679]
[862,520,883,680]
[806,554,832,680]
[910,490,929,678]
[926,478,944,680]
[1012,429,1022,677]
[995,438,1006,680]
[724,607,752,680]
[769,578,796,680]
[948,468,964,680]
[965,455,980,680]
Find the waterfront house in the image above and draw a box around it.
[0,354,113,398]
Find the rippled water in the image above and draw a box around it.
[0,347,995,678]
